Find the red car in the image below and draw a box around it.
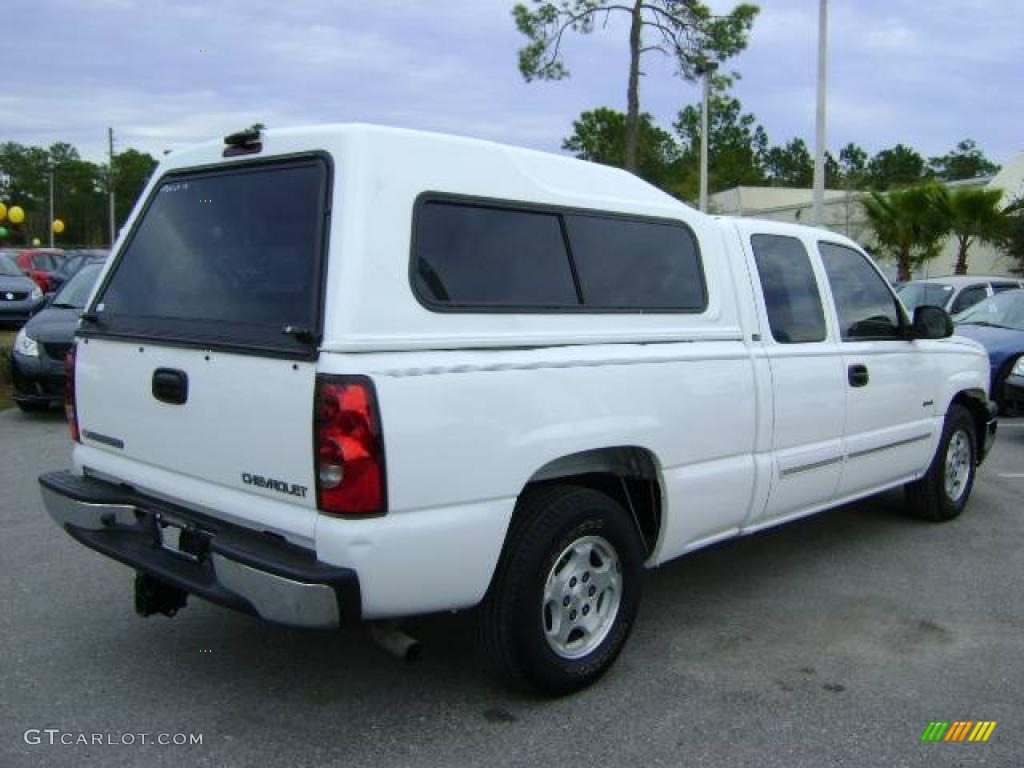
[14,249,66,293]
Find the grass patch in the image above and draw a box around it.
[0,329,15,410]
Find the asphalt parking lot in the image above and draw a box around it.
[1,408,1021,767]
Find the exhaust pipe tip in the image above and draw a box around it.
[369,622,422,662]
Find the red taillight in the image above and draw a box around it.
[314,376,386,516]
[65,345,80,442]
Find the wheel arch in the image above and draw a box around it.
[521,446,664,558]
[950,387,994,463]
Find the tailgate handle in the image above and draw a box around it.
[152,369,189,405]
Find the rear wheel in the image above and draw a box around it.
[905,404,976,522]
[481,485,644,695]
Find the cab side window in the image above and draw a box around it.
[750,234,826,343]
[818,242,903,340]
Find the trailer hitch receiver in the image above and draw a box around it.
[134,572,188,618]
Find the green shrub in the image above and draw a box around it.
[0,330,14,386]
[0,341,11,385]
[0,335,12,410]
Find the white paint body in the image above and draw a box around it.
[71,125,990,619]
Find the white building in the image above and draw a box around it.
[710,151,1024,280]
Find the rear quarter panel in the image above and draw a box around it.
[314,341,757,616]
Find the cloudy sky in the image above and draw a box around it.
[4,0,1022,166]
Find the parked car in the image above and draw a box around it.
[953,289,1024,414]
[14,248,67,293]
[897,275,1024,316]
[39,125,996,695]
[1003,358,1024,414]
[0,251,44,328]
[58,249,110,279]
[11,262,103,412]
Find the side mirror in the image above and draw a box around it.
[912,305,953,339]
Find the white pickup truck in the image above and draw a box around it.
[40,124,996,695]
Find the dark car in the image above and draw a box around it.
[14,248,66,293]
[58,248,110,279]
[953,289,1024,414]
[0,251,44,328]
[11,262,103,412]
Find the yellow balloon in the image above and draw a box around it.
[8,206,25,224]
[31,238,41,246]
[0,202,7,221]
[52,219,65,234]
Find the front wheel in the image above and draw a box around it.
[481,485,645,695]
[16,400,50,413]
[994,360,1022,416]
[905,404,977,522]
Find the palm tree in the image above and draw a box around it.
[861,184,947,282]
[1004,196,1024,275]
[931,186,1007,275]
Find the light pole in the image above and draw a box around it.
[108,127,116,246]
[696,59,718,213]
[812,0,829,225]
[47,165,55,248]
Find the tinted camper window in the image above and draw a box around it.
[564,214,705,311]
[413,197,705,313]
[413,202,579,308]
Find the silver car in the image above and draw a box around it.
[0,251,44,328]
[897,275,1024,316]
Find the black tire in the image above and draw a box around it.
[905,404,977,522]
[994,359,1020,416]
[481,485,645,696]
[16,400,50,413]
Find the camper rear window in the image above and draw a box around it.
[90,156,330,358]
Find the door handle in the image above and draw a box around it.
[848,364,869,388]
[152,368,189,405]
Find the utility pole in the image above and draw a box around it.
[696,59,718,213]
[811,0,829,225]
[48,166,55,248]
[108,127,116,246]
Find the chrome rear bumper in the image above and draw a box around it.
[39,470,360,629]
